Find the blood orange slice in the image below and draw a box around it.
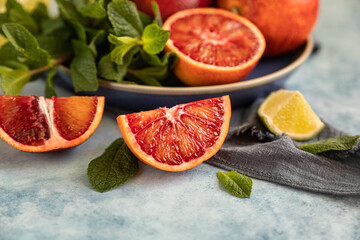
[0,95,105,152]
[162,8,265,86]
[117,96,231,172]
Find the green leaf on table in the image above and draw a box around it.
[107,0,143,38]
[77,0,107,19]
[299,135,360,154]
[0,66,30,95]
[45,67,58,98]
[151,1,162,27]
[87,138,139,193]
[2,23,51,66]
[217,171,253,198]
[142,24,170,55]
[56,0,87,25]
[98,54,127,82]
[70,40,98,92]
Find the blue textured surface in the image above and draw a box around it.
[1,1,360,239]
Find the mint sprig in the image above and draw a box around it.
[0,0,178,96]
[299,135,360,154]
[217,171,253,198]
[87,138,139,193]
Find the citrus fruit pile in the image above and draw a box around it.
[117,96,231,171]
[162,8,265,86]
[0,95,104,152]
[258,90,324,141]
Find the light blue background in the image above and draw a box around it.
[1,0,360,239]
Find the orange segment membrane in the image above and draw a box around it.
[53,97,98,141]
[126,98,225,165]
[170,14,260,67]
[0,96,50,146]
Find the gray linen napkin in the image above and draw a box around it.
[207,99,360,195]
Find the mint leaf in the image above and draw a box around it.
[78,1,107,19]
[98,54,127,82]
[151,1,162,27]
[87,138,139,193]
[217,171,253,198]
[299,135,360,154]
[45,67,58,98]
[31,2,49,22]
[142,24,170,55]
[108,34,138,45]
[0,42,20,65]
[2,23,51,65]
[37,35,71,57]
[0,66,30,95]
[140,50,178,67]
[138,11,153,26]
[6,0,39,34]
[70,40,98,92]
[88,30,105,57]
[67,19,87,42]
[107,0,143,38]
[55,0,87,25]
[110,42,140,66]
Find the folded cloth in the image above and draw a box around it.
[207,99,360,195]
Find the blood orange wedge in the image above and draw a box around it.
[162,8,265,86]
[117,96,231,172]
[0,95,105,152]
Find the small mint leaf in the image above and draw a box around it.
[142,24,170,55]
[108,0,143,38]
[55,0,87,25]
[151,1,162,27]
[2,23,51,65]
[45,67,58,98]
[77,1,107,19]
[299,135,360,154]
[70,40,98,92]
[98,54,127,82]
[0,66,30,95]
[87,138,139,193]
[108,34,138,45]
[110,42,138,65]
[217,171,253,198]
[88,30,105,57]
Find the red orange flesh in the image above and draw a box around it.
[163,8,265,86]
[117,96,231,172]
[0,96,105,152]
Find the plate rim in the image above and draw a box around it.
[59,37,313,96]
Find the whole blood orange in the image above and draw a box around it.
[218,0,319,56]
[0,96,105,152]
[131,0,213,20]
[117,96,231,172]
[162,8,265,86]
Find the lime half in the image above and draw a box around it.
[258,89,325,141]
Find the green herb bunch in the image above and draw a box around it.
[0,0,178,97]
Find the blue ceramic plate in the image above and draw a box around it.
[58,37,313,110]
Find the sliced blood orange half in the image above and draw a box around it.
[163,8,265,86]
[117,96,231,172]
[0,95,105,152]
